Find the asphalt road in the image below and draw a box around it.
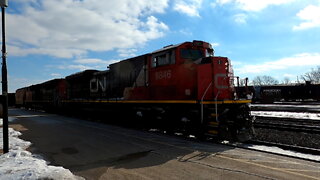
[9,108,320,180]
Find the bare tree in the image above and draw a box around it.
[282,77,291,85]
[301,66,320,84]
[238,78,247,86]
[252,75,279,86]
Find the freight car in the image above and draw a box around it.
[15,79,67,110]
[236,82,320,103]
[16,40,254,141]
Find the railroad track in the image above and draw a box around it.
[253,116,320,133]
[254,122,320,133]
[145,125,320,162]
[225,140,320,163]
[254,116,320,124]
[247,140,320,156]
[251,103,320,113]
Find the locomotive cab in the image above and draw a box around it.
[148,40,235,101]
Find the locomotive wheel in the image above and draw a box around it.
[232,105,255,142]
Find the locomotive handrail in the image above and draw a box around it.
[200,82,212,124]
[214,91,221,122]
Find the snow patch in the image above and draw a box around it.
[0,119,83,179]
[0,149,82,180]
[0,128,31,151]
[248,145,320,162]
[0,117,17,126]
[251,111,320,120]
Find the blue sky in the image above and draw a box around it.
[3,0,320,92]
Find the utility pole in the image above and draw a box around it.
[1,0,8,153]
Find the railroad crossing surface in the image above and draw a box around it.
[9,108,320,180]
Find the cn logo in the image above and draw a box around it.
[90,77,107,93]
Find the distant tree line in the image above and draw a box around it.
[250,66,320,86]
[300,66,320,84]
[252,75,278,86]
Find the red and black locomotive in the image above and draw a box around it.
[16,40,254,141]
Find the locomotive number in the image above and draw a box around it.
[155,70,172,80]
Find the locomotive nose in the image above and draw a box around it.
[197,56,234,101]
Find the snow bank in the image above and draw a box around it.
[251,111,320,120]
[0,119,83,180]
[0,150,82,180]
[248,145,320,162]
[0,128,31,151]
[0,117,18,126]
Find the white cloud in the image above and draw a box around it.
[173,0,203,17]
[216,0,233,4]
[7,0,169,58]
[9,77,46,92]
[8,45,85,58]
[56,58,120,71]
[117,49,138,58]
[212,0,293,24]
[51,73,62,77]
[73,58,111,65]
[236,53,320,74]
[57,64,92,71]
[211,42,220,47]
[283,73,295,78]
[215,0,294,11]
[234,13,248,24]
[293,4,320,30]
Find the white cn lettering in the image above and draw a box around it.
[99,77,107,92]
[90,77,107,92]
[90,78,98,93]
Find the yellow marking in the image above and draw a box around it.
[210,113,218,117]
[208,130,218,135]
[208,121,219,126]
[62,99,251,105]
[25,100,52,103]
[250,160,300,164]
[202,100,252,104]
[62,100,197,104]
[280,169,320,173]
[217,154,320,180]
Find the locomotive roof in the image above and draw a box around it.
[151,40,212,54]
[66,69,99,79]
[93,70,109,75]
[108,54,148,68]
[16,78,64,90]
[151,43,183,54]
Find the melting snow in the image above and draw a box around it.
[251,111,320,120]
[248,145,320,162]
[0,118,83,180]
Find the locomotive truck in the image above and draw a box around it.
[16,40,254,141]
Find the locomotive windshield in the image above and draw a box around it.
[180,49,203,61]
